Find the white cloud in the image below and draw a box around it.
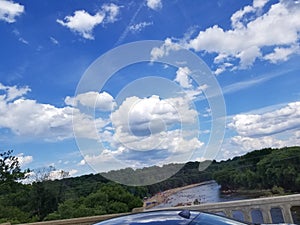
[150,38,181,61]
[50,36,59,45]
[220,101,300,156]
[65,91,116,111]
[230,135,285,151]
[0,84,108,141]
[16,153,33,167]
[111,95,197,136]
[48,170,71,180]
[228,101,300,137]
[80,147,127,172]
[111,95,178,137]
[102,3,120,23]
[186,0,300,73]
[0,0,24,23]
[253,0,269,8]
[68,169,78,176]
[57,10,105,40]
[0,83,30,101]
[264,45,299,63]
[12,28,29,44]
[146,0,162,10]
[81,130,204,172]
[110,95,199,156]
[174,67,192,88]
[129,21,153,33]
[0,98,73,140]
[57,4,120,39]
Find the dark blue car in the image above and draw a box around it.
[93,210,252,225]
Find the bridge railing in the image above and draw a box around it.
[147,194,300,224]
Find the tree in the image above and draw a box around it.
[0,150,30,185]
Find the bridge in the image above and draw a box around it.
[5,194,300,225]
[147,194,300,224]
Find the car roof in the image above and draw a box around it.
[93,210,199,225]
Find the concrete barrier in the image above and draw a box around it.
[16,213,130,225]
[146,194,300,224]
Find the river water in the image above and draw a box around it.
[153,181,289,224]
[154,181,236,209]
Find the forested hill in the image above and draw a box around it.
[212,146,300,192]
[102,146,300,194]
[0,146,299,223]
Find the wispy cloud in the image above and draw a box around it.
[129,21,153,33]
[222,68,293,95]
[115,2,144,45]
[50,36,59,45]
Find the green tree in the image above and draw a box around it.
[0,150,30,185]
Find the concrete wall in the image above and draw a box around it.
[147,194,300,224]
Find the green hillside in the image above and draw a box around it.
[1,146,299,223]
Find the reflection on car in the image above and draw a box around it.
[93,209,283,225]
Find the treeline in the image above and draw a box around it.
[0,151,145,224]
[145,146,300,194]
[1,146,300,224]
[0,174,144,223]
[213,146,300,192]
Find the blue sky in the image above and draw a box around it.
[0,0,300,182]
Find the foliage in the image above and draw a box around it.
[0,150,30,184]
[212,146,300,192]
[44,183,142,220]
[0,147,299,224]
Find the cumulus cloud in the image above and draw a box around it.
[57,10,105,40]
[57,3,120,39]
[264,45,299,63]
[146,0,162,10]
[109,94,200,162]
[0,0,24,23]
[65,91,116,111]
[80,147,127,172]
[16,153,33,167]
[0,97,73,140]
[81,131,204,171]
[174,67,192,88]
[111,95,197,138]
[222,101,300,156]
[0,83,30,101]
[185,0,300,73]
[230,135,286,151]
[228,101,300,137]
[102,3,120,23]
[150,38,181,61]
[0,83,108,141]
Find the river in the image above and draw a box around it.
[152,181,289,224]
[153,180,242,209]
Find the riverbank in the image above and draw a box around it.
[143,180,216,209]
[143,182,293,209]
